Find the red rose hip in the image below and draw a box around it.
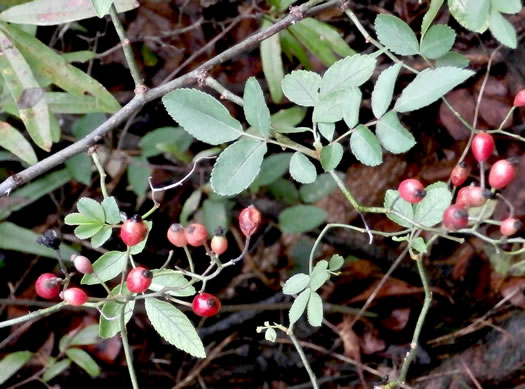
[398,179,426,204]
[450,162,469,187]
[513,89,525,107]
[443,204,469,230]
[500,218,522,236]
[466,186,486,207]
[35,273,61,299]
[192,293,221,317]
[126,266,153,293]
[471,132,494,162]
[120,215,148,246]
[455,186,472,207]
[63,288,88,306]
[167,223,187,247]
[239,205,262,237]
[489,160,515,189]
[184,223,208,247]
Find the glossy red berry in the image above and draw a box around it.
[466,186,486,207]
[489,159,515,189]
[471,132,494,162]
[126,266,153,293]
[211,235,228,255]
[120,215,148,246]
[63,288,88,306]
[72,255,93,274]
[398,179,426,204]
[35,273,61,299]
[500,218,522,236]
[450,162,469,187]
[167,223,187,247]
[513,89,525,107]
[455,186,472,207]
[443,204,469,230]
[184,223,208,247]
[239,205,262,237]
[192,293,221,317]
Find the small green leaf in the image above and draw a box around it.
[127,157,152,197]
[162,88,242,145]
[281,70,321,107]
[448,0,490,33]
[435,52,469,68]
[371,64,401,119]
[329,254,344,271]
[149,269,196,297]
[312,90,343,123]
[342,87,362,128]
[59,324,99,352]
[320,143,343,171]
[269,178,299,204]
[0,351,32,385]
[145,298,206,358]
[261,21,284,103]
[375,14,419,55]
[317,122,335,141]
[279,205,327,233]
[350,125,382,167]
[394,67,474,113]
[99,284,135,339]
[320,54,376,96]
[376,111,416,154]
[211,138,267,196]
[307,291,323,327]
[76,197,105,222]
[243,77,271,138]
[271,106,307,129]
[420,24,456,59]
[92,0,114,17]
[310,260,329,291]
[299,172,342,203]
[252,152,292,187]
[139,126,193,158]
[90,225,112,248]
[299,18,355,57]
[101,196,120,225]
[488,9,517,49]
[64,213,97,225]
[283,273,310,295]
[384,189,414,228]
[411,237,427,254]
[81,251,127,285]
[65,349,100,377]
[265,328,277,342]
[288,21,337,66]
[413,182,452,227]
[280,29,311,68]
[0,122,37,165]
[74,223,104,240]
[289,288,310,325]
[289,152,317,184]
[65,154,91,185]
[180,190,202,225]
[491,0,522,14]
[42,359,71,382]
[421,0,445,37]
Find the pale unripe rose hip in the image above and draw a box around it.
[63,288,88,306]
[513,89,525,107]
[72,255,93,274]
[500,218,522,236]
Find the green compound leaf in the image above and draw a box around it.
[435,52,469,68]
[320,142,343,171]
[421,0,445,37]
[394,67,474,113]
[488,9,517,49]
[81,251,127,285]
[76,197,105,222]
[374,14,419,56]
[342,87,362,129]
[307,291,323,327]
[90,225,112,248]
[320,54,376,96]
[420,24,456,59]
[329,254,344,271]
[162,88,242,145]
[243,77,271,138]
[101,196,120,225]
[0,351,32,385]
[414,182,452,227]
[73,222,104,240]
[283,273,310,295]
[0,121,37,165]
[289,152,317,184]
[371,63,401,119]
[211,138,267,196]
[318,122,335,141]
[350,125,382,167]
[145,298,206,358]
[42,359,71,382]
[65,348,100,378]
[279,205,327,233]
[448,0,490,33]
[312,90,343,123]
[252,152,292,187]
[99,284,135,339]
[310,260,329,292]
[281,70,321,107]
[376,111,416,154]
[384,189,414,228]
[289,288,310,326]
[261,20,284,103]
[491,0,522,14]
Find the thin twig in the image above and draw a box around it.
[120,304,140,389]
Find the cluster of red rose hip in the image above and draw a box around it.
[397,90,525,235]
[35,205,262,318]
